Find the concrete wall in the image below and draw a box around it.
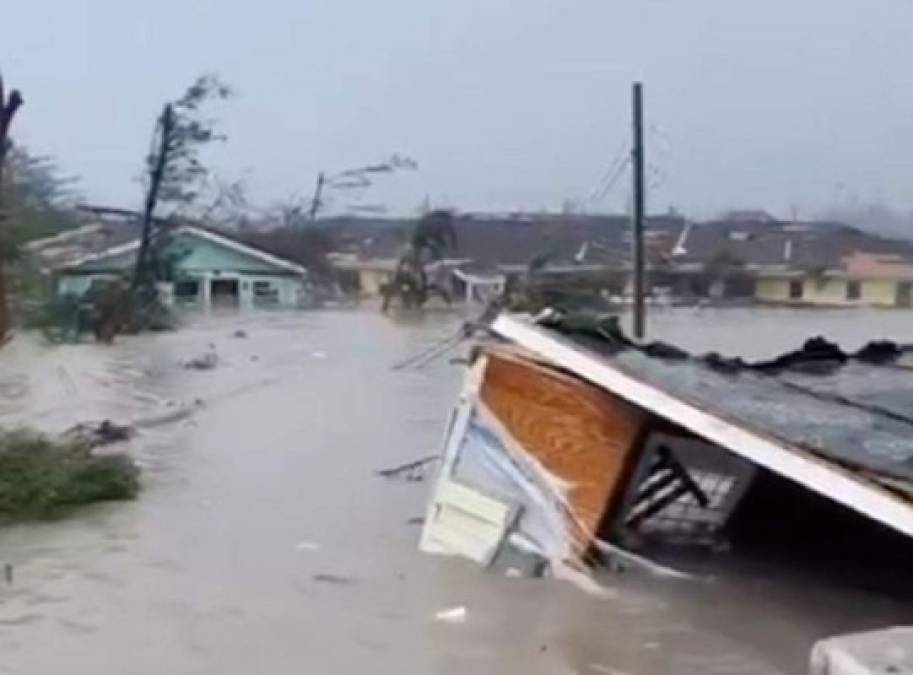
[802,278,854,305]
[755,278,792,304]
[861,280,898,307]
[58,272,306,310]
[236,274,304,308]
[755,276,903,308]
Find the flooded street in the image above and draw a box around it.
[0,308,911,674]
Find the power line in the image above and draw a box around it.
[589,138,630,203]
[593,155,631,203]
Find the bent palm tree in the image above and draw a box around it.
[382,210,457,312]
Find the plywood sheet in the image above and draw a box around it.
[480,349,647,551]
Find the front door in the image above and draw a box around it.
[210,278,240,309]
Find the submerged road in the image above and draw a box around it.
[0,308,911,674]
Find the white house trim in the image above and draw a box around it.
[492,314,913,539]
[62,241,141,270]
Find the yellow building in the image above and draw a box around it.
[328,254,398,298]
[755,252,913,308]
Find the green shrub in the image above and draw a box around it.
[0,431,139,520]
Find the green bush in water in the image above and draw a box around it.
[0,431,140,519]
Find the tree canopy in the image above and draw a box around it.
[146,75,233,214]
[0,145,79,260]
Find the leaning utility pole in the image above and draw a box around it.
[308,172,325,222]
[132,104,175,291]
[631,82,646,340]
[0,75,24,343]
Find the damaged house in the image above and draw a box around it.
[26,210,311,310]
[420,312,913,585]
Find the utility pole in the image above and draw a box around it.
[631,82,646,340]
[132,104,174,291]
[308,172,325,222]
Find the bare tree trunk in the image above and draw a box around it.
[132,104,174,291]
[0,75,24,343]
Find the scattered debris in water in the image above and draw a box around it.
[294,541,321,552]
[132,401,202,429]
[183,352,218,371]
[62,420,134,449]
[587,664,630,675]
[433,606,467,624]
[312,573,356,585]
[375,455,439,481]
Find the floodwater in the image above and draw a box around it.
[0,307,910,674]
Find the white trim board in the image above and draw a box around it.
[62,241,140,269]
[491,314,913,539]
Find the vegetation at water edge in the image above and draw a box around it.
[0,430,139,520]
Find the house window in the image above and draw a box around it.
[788,280,803,300]
[174,280,200,304]
[253,280,279,306]
[846,281,861,301]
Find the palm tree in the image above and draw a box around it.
[382,210,458,312]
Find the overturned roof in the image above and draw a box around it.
[491,313,913,538]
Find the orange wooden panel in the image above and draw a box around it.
[480,350,647,552]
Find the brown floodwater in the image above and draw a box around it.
[0,307,911,674]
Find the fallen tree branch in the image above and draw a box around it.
[375,455,440,480]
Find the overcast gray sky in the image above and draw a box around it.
[7,0,913,218]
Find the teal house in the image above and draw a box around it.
[54,225,310,310]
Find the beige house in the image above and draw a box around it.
[755,251,913,308]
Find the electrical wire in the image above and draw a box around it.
[589,138,630,203]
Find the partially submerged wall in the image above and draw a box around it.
[420,346,649,573]
[479,351,647,555]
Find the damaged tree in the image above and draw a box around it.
[0,73,24,343]
[100,76,232,339]
[381,210,458,312]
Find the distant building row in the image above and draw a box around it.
[327,212,913,308]
[23,209,913,310]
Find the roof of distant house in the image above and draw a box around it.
[27,207,307,276]
[670,218,913,272]
[326,213,688,270]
